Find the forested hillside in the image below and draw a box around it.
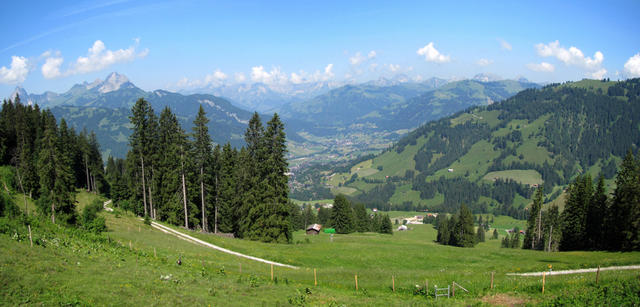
[298,79,640,218]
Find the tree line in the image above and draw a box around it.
[0,95,105,225]
[107,98,292,243]
[524,150,640,251]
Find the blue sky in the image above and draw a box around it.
[1,0,639,97]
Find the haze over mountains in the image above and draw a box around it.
[9,72,539,161]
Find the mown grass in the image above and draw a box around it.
[2,191,639,306]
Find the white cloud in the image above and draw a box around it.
[589,68,607,79]
[368,50,377,59]
[290,64,335,84]
[250,66,288,85]
[203,69,227,86]
[535,40,603,70]
[477,58,493,66]
[526,62,555,72]
[369,63,378,72]
[67,40,148,75]
[290,72,304,84]
[387,64,400,72]
[498,38,512,51]
[0,56,29,84]
[234,72,246,83]
[624,53,640,77]
[349,52,365,66]
[41,56,64,79]
[416,42,450,63]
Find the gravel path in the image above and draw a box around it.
[149,220,298,269]
[506,265,640,276]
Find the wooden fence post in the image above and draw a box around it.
[28,225,33,247]
[355,274,358,291]
[596,265,600,284]
[392,275,395,292]
[452,281,455,297]
[542,271,546,294]
[154,247,156,257]
[314,268,317,286]
[270,264,274,281]
[425,279,428,296]
[129,240,132,250]
[491,271,494,289]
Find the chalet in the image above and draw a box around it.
[306,224,322,235]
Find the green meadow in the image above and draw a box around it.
[2,191,639,306]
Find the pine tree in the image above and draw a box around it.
[380,214,393,234]
[476,225,485,242]
[542,205,561,252]
[524,186,544,250]
[437,214,450,244]
[607,151,640,251]
[492,228,499,240]
[353,203,370,232]
[586,176,607,249]
[192,105,212,232]
[561,175,593,251]
[37,113,75,225]
[331,194,355,234]
[128,98,154,217]
[452,204,476,247]
[218,143,236,233]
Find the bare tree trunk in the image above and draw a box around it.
[536,209,542,248]
[85,156,90,192]
[148,185,154,220]
[15,166,28,215]
[547,226,553,252]
[181,151,188,228]
[200,166,208,232]
[141,155,148,217]
[214,175,219,234]
[51,201,56,224]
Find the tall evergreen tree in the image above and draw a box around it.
[586,176,607,249]
[331,194,355,234]
[353,203,370,232]
[451,204,476,247]
[37,113,75,224]
[561,175,593,251]
[542,205,561,252]
[380,214,393,234]
[128,98,154,217]
[524,186,544,250]
[192,105,213,232]
[607,151,640,251]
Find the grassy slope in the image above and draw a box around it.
[2,190,639,305]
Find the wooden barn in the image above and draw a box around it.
[306,224,322,235]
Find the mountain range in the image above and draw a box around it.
[9,72,539,163]
[12,73,253,159]
[296,79,640,217]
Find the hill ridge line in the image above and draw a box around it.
[148,220,299,269]
[506,265,640,276]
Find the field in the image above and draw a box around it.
[2,191,639,306]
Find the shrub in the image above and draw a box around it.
[81,199,106,233]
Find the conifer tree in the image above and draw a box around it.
[192,105,212,232]
[37,113,75,224]
[353,203,370,232]
[492,228,499,240]
[452,204,476,247]
[218,143,236,233]
[476,225,485,242]
[331,194,355,234]
[128,98,154,217]
[561,175,593,250]
[542,205,561,252]
[524,186,544,250]
[607,151,640,251]
[380,214,393,234]
[317,206,331,227]
[586,176,607,249]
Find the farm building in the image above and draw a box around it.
[306,224,322,235]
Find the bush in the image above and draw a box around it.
[0,190,19,218]
[81,199,107,233]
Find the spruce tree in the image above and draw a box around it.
[492,228,499,240]
[607,151,640,250]
[128,98,154,217]
[353,203,370,232]
[218,143,237,233]
[561,175,593,250]
[380,214,393,234]
[192,105,212,232]
[452,204,476,247]
[524,186,544,250]
[476,225,485,243]
[331,194,355,234]
[37,113,75,224]
[586,176,607,249]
